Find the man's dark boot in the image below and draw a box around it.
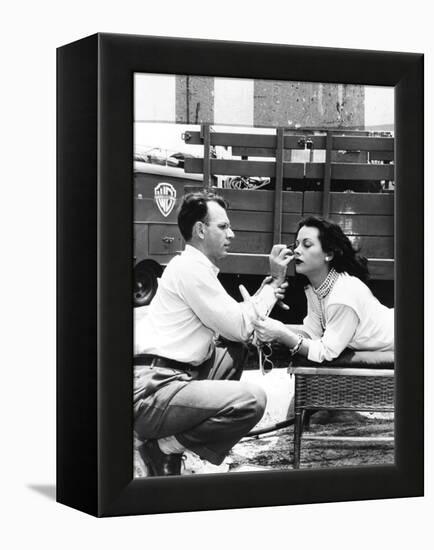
[139,440,182,476]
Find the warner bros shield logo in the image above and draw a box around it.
[154,182,177,217]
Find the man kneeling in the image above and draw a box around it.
[134,192,292,475]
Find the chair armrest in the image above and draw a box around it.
[291,349,394,369]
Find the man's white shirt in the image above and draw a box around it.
[134,245,276,365]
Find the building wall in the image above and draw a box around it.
[134,73,393,131]
[175,76,214,124]
[174,76,365,128]
[253,81,364,128]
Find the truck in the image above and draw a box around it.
[133,124,394,309]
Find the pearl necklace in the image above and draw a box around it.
[312,268,340,330]
[312,268,339,300]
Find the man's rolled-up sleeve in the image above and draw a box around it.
[179,267,276,342]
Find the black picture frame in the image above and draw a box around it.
[57,33,424,517]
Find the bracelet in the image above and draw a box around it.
[289,334,303,356]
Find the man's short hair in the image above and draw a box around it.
[178,192,229,241]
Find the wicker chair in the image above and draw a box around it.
[290,349,394,468]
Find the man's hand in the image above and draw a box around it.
[239,284,260,345]
[269,244,294,284]
[255,275,289,310]
[239,284,254,306]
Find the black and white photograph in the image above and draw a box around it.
[132,73,396,477]
[6,1,430,544]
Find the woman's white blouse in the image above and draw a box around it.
[302,272,394,363]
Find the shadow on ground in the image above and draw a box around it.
[134,410,394,477]
[27,484,56,500]
[230,410,394,471]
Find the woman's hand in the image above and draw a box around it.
[252,317,286,343]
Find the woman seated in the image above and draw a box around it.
[253,216,394,363]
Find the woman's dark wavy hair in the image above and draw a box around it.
[177,191,228,241]
[297,216,369,283]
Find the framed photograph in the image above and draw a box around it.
[57,33,423,517]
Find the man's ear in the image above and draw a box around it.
[193,220,205,240]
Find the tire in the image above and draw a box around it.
[133,260,162,307]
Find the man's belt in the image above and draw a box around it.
[134,354,197,371]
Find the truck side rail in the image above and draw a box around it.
[183,125,394,280]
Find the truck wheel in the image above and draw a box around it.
[133,260,162,307]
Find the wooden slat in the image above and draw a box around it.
[279,213,303,233]
[184,158,305,178]
[218,254,392,277]
[235,149,308,162]
[202,124,211,187]
[185,131,393,152]
[186,132,318,150]
[207,188,303,212]
[303,212,394,236]
[228,211,272,232]
[282,191,303,213]
[228,231,272,254]
[370,151,394,161]
[306,163,394,180]
[332,163,394,180]
[332,136,394,151]
[184,158,395,180]
[185,157,272,176]
[273,128,284,243]
[304,191,394,215]
[219,253,269,275]
[227,232,393,259]
[331,151,368,163]
[348,236,394,258]
[367,259,394,279]
[323,132,332,218]
[297,135,393,152]
[228,211,301,233]
[331,214,394,236]
[184,131,277,148]
[185,159,394,180]
[228,231,296,254]
[218,253,295,276]
[232,146,277,158]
